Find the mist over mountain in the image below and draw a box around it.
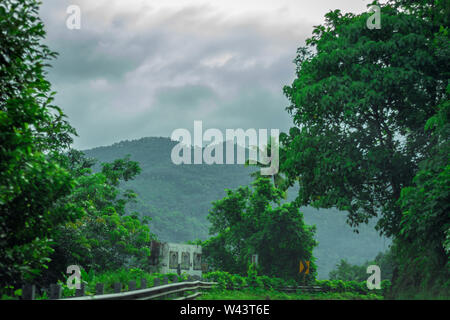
[84,137,389,278]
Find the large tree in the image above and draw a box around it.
[41,151,156,284]
[203,177,317,281]
[0,0,77,287]
[391,85,449,298]
[280,0,449,297]
[281,1,448,237]
[0,1,157,291]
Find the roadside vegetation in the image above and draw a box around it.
[0,0,448,300]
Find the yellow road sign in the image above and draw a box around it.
[299,260,310,275]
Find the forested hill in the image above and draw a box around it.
[83,137,389,278]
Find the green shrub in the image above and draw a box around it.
[258,275,273,289]
[247,264,262,288]
[314,279,387,296]
[204,271,234,289]
[231,274,247,289]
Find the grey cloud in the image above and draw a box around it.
[38,0,369,150]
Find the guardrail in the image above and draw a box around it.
[18,277,217,300]
[19,279,324,300]
[62,280,216,300]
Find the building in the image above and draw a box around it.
[149,241,203,277]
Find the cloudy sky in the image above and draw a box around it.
[40,0,374,150]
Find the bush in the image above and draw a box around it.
[204,270,290,291]
[204,271,234,290]
[231,274,247,289]
[200,271,389,299]
[315,279,388,296]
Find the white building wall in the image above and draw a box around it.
[158,242,203,277]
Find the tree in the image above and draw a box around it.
[329,259,367,282]
[203,177,317,281]
[390,85,449,298]
[388,0,449,31]
[41,151,156,284]
[280,0,449,297]
[0,0,77,287]
[329,251,394,282]
[281,1,448,238]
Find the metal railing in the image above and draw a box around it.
[62,280,216,300]
[19,280,325,300]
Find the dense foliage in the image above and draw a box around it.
[0,0,156,291]
[281,1,447,237]
[391,85,450,298]
[281,0,449,298]
[202,177,317,281]
[39,151,156,284]
[203,270,390,298]
[0,0,77,287]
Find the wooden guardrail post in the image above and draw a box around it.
[140,278,147,289]
[22,284,35,300]
[171,277,179,299]
[61,281,218,300]
[49,284,62,299]
[163,276,168,285]
[153,278,160,287]
[129,280,136,291]
[75,283,85,297]
[95,283,104,295]
[113,282,122,293]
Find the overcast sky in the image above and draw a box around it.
[40,0,375,150]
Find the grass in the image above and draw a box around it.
[198,288,384,300]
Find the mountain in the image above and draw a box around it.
[83,137,390,278]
